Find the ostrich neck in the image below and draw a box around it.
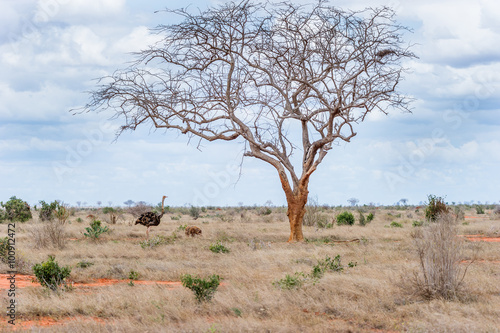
[161,197,166,214]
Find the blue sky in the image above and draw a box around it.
[0,0,499,207]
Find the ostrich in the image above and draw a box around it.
[135,195,167,239]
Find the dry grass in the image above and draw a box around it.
[1,206,499,332]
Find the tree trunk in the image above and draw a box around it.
[278,171,309,242]
[286,194,308,242]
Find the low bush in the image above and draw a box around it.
[358,211,366,226]
[139,233,178,249]
[366,213,375,222]
[102,207,119,224]
[475,205,485,214]
[84,219,109,241]
[412,220,424,227]
[181,274,222,302]
[0,237,10,263]
[336,211,355,226]
[189,206,201,219]
[76,260,94,268]
[129,270,140,280]
[38,200,59,221]
[425,195,449,222]
[0,196,32,222]
[390,221,403,228]
[454,206,465,221]
[273,272,305,290]
[408,213,469,300]
[33,256,71,291]
[209,241,230,253]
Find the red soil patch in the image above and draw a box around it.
[461,259,500,264]
[0,274,181,289]
[464,216,483,219]
[0,315,106,330]
[462,235,500,242]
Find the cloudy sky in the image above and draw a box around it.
[0,0,499,208]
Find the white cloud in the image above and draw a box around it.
[34,0,126,24]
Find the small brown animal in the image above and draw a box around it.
[185,226,202,237]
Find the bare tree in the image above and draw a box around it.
[124,200,135,208]
[80,1,415,242]
[347,198,359,207]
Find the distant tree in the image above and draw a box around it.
[80,1,415,241]
[76,201,81,208]
[96,201,102,207]
[347,198,359,207]
[399,198,408,206]
[124,200,135,208]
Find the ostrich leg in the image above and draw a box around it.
[146,226,151,240]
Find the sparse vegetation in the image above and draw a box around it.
[139,233,178,249]
[2,202,499,331]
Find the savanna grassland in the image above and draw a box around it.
[1,203,499,332]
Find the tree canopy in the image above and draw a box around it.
[81,0,415,241]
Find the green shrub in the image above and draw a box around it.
[128,270,140,280]
[367,213,375,222]
[140,233,178,249]
[390,221,403,228]
[38,200,59,221]
[310,255,344,281]
[181,274,222,302]
[0,237,10,263]
[102,207,119,224]
[321,254,344,272]
[0,196,32,222]
[273,272,305,290]
[84,219,109,240]
[454,206,465,221]
[475,205,485,214]
[358,212,366,226]
[209,241,230,253]
[425,195,449,222]
[189,206,200,219]
[336,211,355,226]
[412,220,424,227]
[32,256,71,291]
[76,260,94,268]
